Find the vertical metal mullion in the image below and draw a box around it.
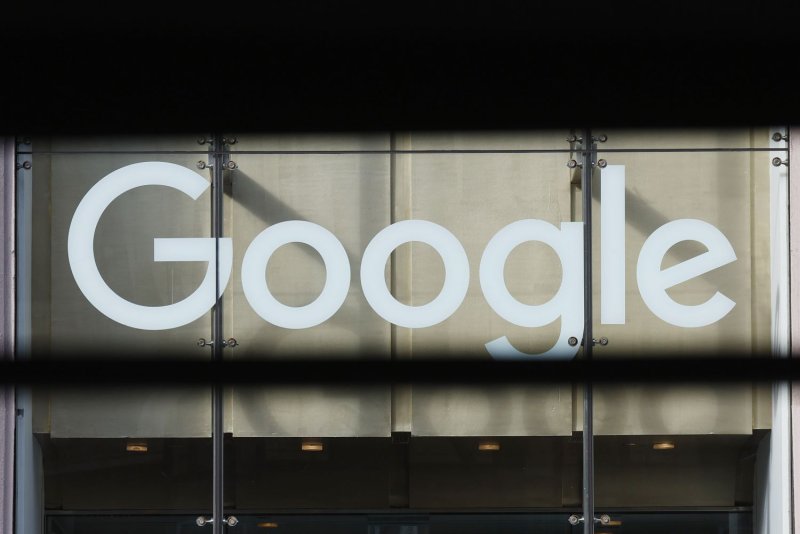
[789,126,800,534]
[211,133,225,534]
[0,138,13,534]
[13,139,42,534]
[581,129,595,534]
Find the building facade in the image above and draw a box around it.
[0,129,798,533]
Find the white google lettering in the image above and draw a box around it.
[361,220,470,328]
[637,219,737,327]
[67,162,738,355]
[241,221,350,329]
[67,162,233,330]
[480,220,583,360]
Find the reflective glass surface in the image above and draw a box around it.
[593,127,783,151]
[17,131,784,534]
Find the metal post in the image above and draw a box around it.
[0,137,15,534]
[13,137,42,534]
[789,125,800,534]
[211,133,225,534]
[581,129,595,534]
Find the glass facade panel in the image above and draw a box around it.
[400,131,572,152]
[45,511,754,534]
[584,143,784,522]
[221,148,392,438]
[41,434,212,510]
[586,150,775,438]
[394,147,575,436]
[13,130,788,533]
[27,148,215,357]
[18,135,208,154]
[221,150,391,357]
[21,139,217,521]
[396,149,573,357]
[27,147,214,436]
[228,133,389,153]
[589,150,772,355]
[596,127,778,151]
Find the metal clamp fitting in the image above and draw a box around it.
[567,337,608,347]
[772,157,788,167]
[567,514,611,526]
[196,516,238,527]
[567,159,582,169]
[197,338,238,348]
[772,132,788,143]
[197,161,214,170]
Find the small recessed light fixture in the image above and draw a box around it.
[301,440,324,452]
[652,441,675,450]
[126,441,148,453]
[478,440,501,451]
[257,522,279,528]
